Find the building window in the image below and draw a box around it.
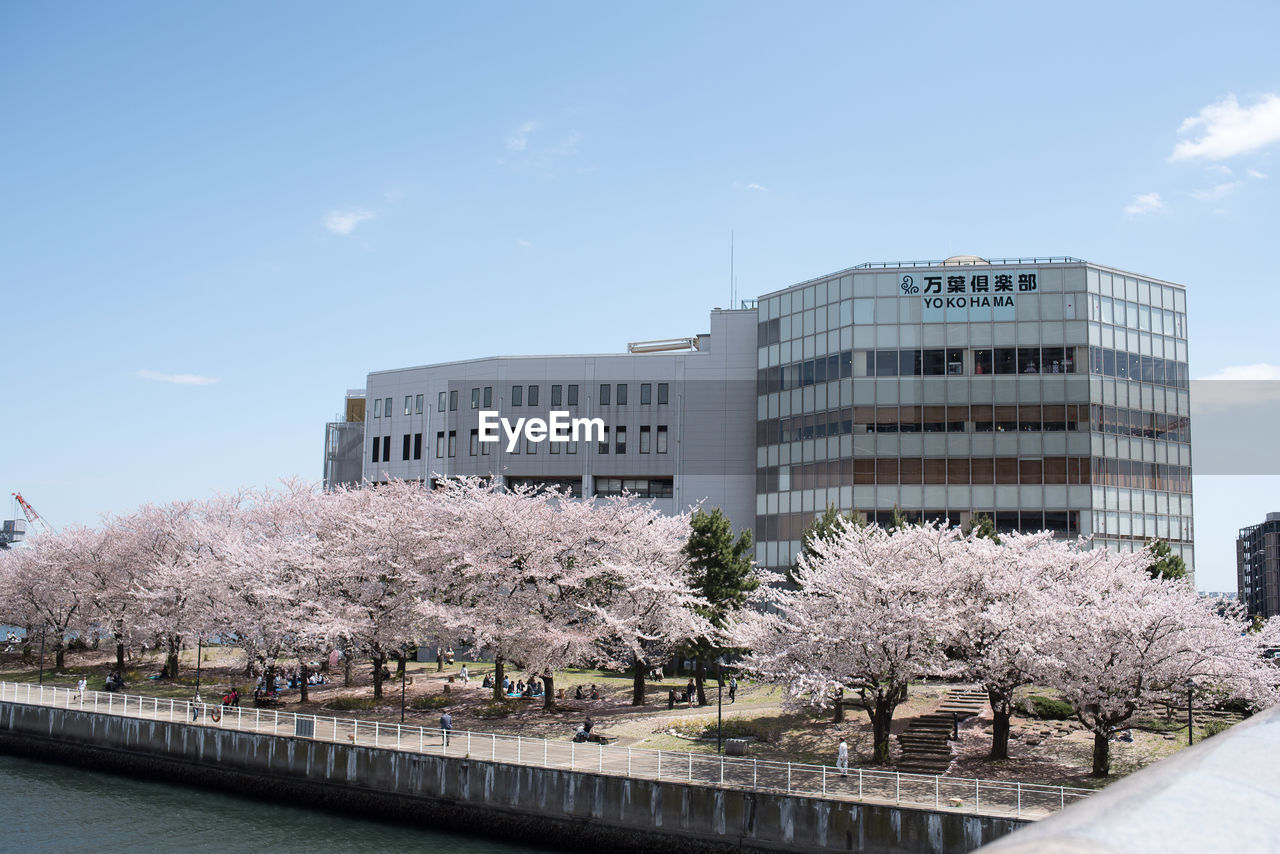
[471,388,480,409]
[384,397,392,418]
[402,434,411,461]
[616,426,627,454]
[371,437,380,462]
[640,383,652,405]
[413,433,422,460]
[528,385,539,407]
[567,384,579,406]
[640,425,651,453]
[511,385,523,406]
[526,436,537,454]
[483,386,493,408]
[438,392,446,412]
[449,390,458,411]
[551,384,563,406]
[616,384,628,405]
[436,432,444,458]
[566,440,577,455]
[447,431,456,458]
[657,383,669,404]
[594,477,673,498]
[550,437,560,454]
[599,384,611,406]
[415,394,423,414]
[481,433,490,455]
[598,426,610,455]
[657,425,668,454]
[469,429,478,456]
[404,396,412,416]
[382,436,390,462]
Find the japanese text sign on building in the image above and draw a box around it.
[904,269,1037,322]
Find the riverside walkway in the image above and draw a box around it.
[0,681,1089,820]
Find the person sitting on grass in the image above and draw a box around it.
[574,684,584,700]
[589,685,600,701]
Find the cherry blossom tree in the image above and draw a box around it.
[315,481,439,700]
[743,522,967,764]
[0,526,97,671]
[951,531,1073,760]
[1040,546,1279,776]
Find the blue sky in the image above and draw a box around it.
[2,1,1278,592]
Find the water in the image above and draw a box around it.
[0,753,550,853]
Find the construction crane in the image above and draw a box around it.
[11,492,56,534]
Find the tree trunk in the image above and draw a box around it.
[54,633,66,672]
[542,671,555,711]
[492,656,506,702]
[694,659,708,706]
[164,635,180,678]
[989,688,1011,760]
[371,649,387,700]
[833,687,845,723]
[991,709,1012,760]
[632,655,647,706]
[115,640,125,672]
[870,700,894,764]
[21,625,33,663]
[396,651,406,678]
[1091,731,1111,777]
[299,663,310,703]
[343,648,353,687]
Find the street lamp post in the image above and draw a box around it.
[38,625,47,685]
[717,659,724,754]
[1185,678,1195,746]
[401,645,408,724]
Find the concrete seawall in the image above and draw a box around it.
[0,701,1025,853]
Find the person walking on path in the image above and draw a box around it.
[836,737,849,777]
[728,676,738,704]
[459,664,469,685]
[76,678,86,702]
[439,711,453,748]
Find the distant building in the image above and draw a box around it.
[1237,512,1280,619]
[325,255,1195,580]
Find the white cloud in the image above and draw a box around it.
[506,120,541,152]
[746,182,769,191]
[516,238,532,248]
[137,369,220,386]
[1248,168,1268,179]
[1191,181,1242,201]
[1198,363,1280,382]
[1192,365,1280,414]
[1207,164,1234,176]
[1170,93,1280,161]
[323,208,375,236]
[1124,192,1167,216]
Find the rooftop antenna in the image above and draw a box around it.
[730,230,735,308]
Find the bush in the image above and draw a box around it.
[1026,695,1073,720]
[1202,719,1232,739]
[326,696,378,711]
[410,694,451,711]
[477,700,522,719]
[667,717,780,743]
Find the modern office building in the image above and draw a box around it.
[1237,512,1280,619]
[324,309,759,530]
[325,254,1194,580]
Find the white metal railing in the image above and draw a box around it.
[0,681,1090,819]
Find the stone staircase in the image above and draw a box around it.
[896,688,988,775]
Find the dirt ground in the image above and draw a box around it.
[1,644,1229,787]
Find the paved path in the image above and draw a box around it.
[1,682,1088,821]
